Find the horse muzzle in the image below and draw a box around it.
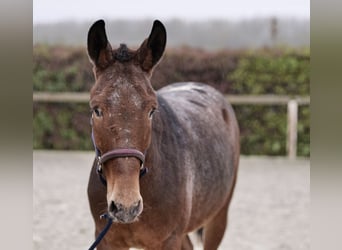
[108,199,143,223]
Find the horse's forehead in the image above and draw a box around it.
[91,63,156,108]
[101,63,141,83]
[107,80,143,107]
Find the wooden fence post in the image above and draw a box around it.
[287,100,298,159]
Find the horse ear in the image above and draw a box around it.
[137,20,167,73]
[87,20,113,68]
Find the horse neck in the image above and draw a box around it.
[144,113,163,179]
[144,94,182,180]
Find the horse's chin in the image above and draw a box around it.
[110,214,140,224]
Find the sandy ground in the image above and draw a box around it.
[33,151,309,250]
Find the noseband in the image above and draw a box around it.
[91,130,148,186]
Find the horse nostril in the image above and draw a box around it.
[130,200,142,217]
[109,201,119,214]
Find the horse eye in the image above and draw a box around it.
[148,108,156,119]
[93,108,102,117]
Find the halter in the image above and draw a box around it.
[91,129,148,186]
[88,125,148,250]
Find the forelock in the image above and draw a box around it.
[114,44,134,62]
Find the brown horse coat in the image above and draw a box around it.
[87,20,239,250]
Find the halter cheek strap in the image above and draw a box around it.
[91,130,148,186]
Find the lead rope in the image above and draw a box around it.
[88,130,112,250]
[88,213,113,250]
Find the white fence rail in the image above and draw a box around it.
[33,92,310,159]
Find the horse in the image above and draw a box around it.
[87,19,240,250]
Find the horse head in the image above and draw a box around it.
[87,19,166,223]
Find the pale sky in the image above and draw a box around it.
[33,0,310,24]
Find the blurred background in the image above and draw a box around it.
[33,0,310,157]
[32,1,310,250]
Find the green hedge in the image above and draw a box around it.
[228,49,310,95]
[227,49,310,156]
[33,45,310,156]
